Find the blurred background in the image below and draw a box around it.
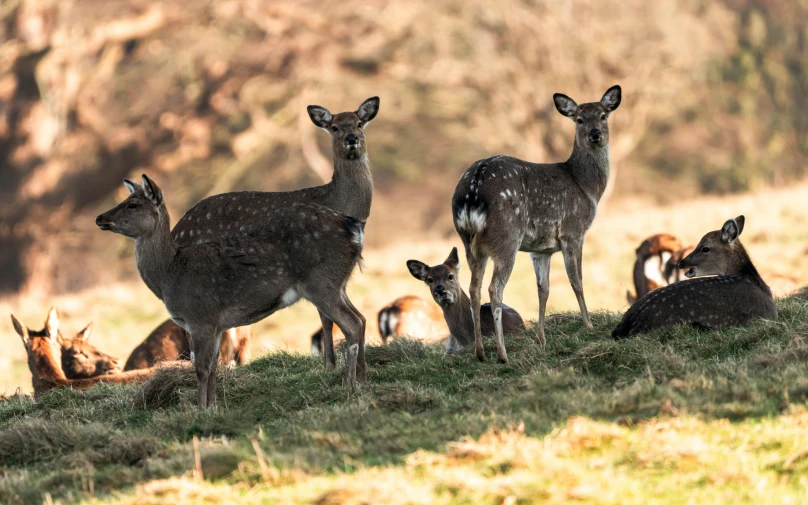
[1,0,807,391]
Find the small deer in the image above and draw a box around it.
[170,98,378,371]
[11,308,155,398]
[452,86,621,362]
[612,216,777,338]
[626,233,685,304]
[377,295,448,344]
[407,248,525,356]
[57,322,124,379]
[96,175,366,408]
[124,320,251,371]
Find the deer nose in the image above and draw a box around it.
[95,215,103,225]
[589,129,602,141]
[677,260,686,269]
[346,134,358,145]
[435,285,445,294]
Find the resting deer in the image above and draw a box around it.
[612,216,777,338]
[407,248,525,356]
[626,233,686,304]
[11,308,155,398]
[57,322,124,379]
[96,175,366,409]
[170,97,378,371]
[452,86,621,362]
[124,319,251,371]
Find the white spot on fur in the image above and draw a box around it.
[190,352,195,364]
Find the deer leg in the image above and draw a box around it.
[317,310,336,371]
[311,293,363,391]
[206,331,223,408]
[343,294,367,382]
[489,253,517,364]
[561,240,593,329]
[188,324,218,410]
[467,252,489,362]
[530,252,552,346]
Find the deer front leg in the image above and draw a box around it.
[561,239,593,329]
[344,295,367,383]
[188,324,219,410]
[530,252,552,345]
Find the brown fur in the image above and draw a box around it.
[613,216,777,338]
[58,323,124,379]
[626,233,685,304]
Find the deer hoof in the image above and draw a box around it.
[475,348,486,362]
[497,355,509,364]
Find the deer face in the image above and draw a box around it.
[407,248,463,308]
[96,175,164,238]
[678,216,745,278]
[11,307,62,359]
[307,97,379,160]
[58,324,123,379]
[554,85,621,148]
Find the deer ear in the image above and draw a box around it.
[10,315,29,346]
[76,322,93,341]
[45,307,60,337]
[123,179,141,194]
[734,215,745,237]
[141,174,163,207]
[600,85,622,112]
[356,96,380,124]
[307,105,333,129]
[406,260,430,281]
[553,93,578,118]
[444,247,460,271]
[720,218,740,244]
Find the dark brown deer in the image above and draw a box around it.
[452,86,621,362]
[626,233,685,303]
[57,322,124,379]
[10,308,155,398]
[96,175,366,408]
[407,248,525,356]
[170,98,378,372]
[124,320,251,371]
[612,216,777,338]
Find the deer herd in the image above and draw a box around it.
[9,87,782,408]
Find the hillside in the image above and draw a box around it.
[0,292,806,504]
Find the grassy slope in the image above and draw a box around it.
[0,292,806,504]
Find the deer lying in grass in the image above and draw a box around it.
[57,322,124,379]
[97,175,366,409]
[452,86,621,362]
[124,320,251,371]
[11,308,156,398]
[612,216,777,338]
[626,233,692,304]
[407,248,525,356]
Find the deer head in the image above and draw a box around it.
[407,248,464,308]
[554,85,621,148]
[678,216,746,278]
[307,97,379,161]
[95,175,164,237]
[58,323,123,379]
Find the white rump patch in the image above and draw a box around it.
[455,207,487,233]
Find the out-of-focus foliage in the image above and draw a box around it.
[0,0,806,295]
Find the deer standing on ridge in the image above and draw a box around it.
[612,216,777,338]
[96,175,366,409]
[452,86,621,362]
[170,97,379,372]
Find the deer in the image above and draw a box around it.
[57,322,124,379]
[407,247,525,356]
[452,86,621,362]
[612,216,777,338]
[124,319,251,371]
[169,97,378,372]
[10,308,156,398]
[626,233,685,304]
[96,175,366,409]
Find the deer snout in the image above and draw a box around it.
[588,129,602,142]
[346,134,359,146]
[95,215,112,230]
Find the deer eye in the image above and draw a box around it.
[701,247,710,253]
[447,274,454,281]
[357,121,363,128]
[127,202,139,210]
[427,277,433,284]
[600,114,607,120]
[330,125,339,133]
[576,118,583,125]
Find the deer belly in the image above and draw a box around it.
[520,226,559,253]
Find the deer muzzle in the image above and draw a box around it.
[95,215,112,230]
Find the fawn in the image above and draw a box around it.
[612,216,777,338]
[452,86,621,362]
[57,322,124,379]
[96,175,366,408]
[407,247,525,356]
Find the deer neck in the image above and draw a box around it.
[566,139,610,203]
[325,154,373,221]
[441,290,476,347]
[729,243,772,296]
[135,207,177,301]
[28,338,66,396]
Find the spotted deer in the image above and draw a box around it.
[612,216,777,338]
[11,308,155,398]
[170,97,378,372]
[452,86,621,362]
[97,175,366,409]
[626,233,687,304]
[407,248,525,356]
[57,321,124,379]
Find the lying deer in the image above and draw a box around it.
[97,175,366,409]
[57,322,124,379]
[124,320,251,371]
[612,216,777,338]
[11,308,155,398]
[407,248,525,356]
[626,233,688,304]
[452,86,621,362]
[170,98,378,371]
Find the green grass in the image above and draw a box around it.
[1,291,807,504]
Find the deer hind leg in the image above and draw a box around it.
[466,249,489,362]
[343,294,367,382]
[187,324,220,410]
[317,310,336,371]
[530,252,552,346]
[561,239,593,329]
[310,292,363,391]
[489,251,517,364]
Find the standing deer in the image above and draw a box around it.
[57,322,124,379]
[626,233,685,303]
[170,97,378,372]
[407,248,525,356]
[96,175,366,408]
[612,216,777,338]
[452,86,621,362]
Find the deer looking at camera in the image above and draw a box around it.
[407,248,525,356]
[97,175,366,409]
[612,216,777,338]
[452,86,621,362]
[170,97,378,372]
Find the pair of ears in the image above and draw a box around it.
[10,308,92,345]
[307,97,380,130]
[721,215,745,244]
[407,247,461,280]
[554,85,622,119]
[123,174,163,207]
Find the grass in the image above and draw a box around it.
[0,290,806,504]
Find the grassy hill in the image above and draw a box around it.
[1,291,807,504]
